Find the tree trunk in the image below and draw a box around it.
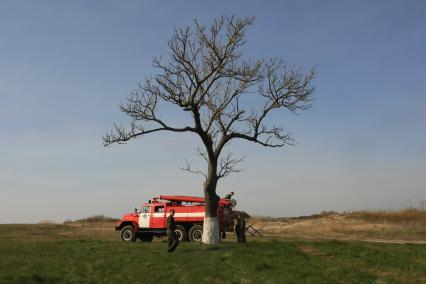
[202,161,220,244]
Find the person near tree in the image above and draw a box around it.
[224,191,235,200]
[167,209,179,252]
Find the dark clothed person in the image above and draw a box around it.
[239,218,247,243]
[235,216,247,243]
[224,192,234,199]
[167,211,179,252]
[234,218,240,241]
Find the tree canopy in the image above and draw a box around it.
[103,15,315,180]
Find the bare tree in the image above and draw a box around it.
[103,16,316,244]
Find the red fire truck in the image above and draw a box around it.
[115,195,236,242]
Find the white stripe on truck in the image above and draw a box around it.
[151,212,205,218]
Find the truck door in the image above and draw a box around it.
[151,205,166,228]
[139,205,151,228]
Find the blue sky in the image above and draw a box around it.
[1,0,425,223]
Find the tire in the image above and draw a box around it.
[188,224,203,242]
[139,233,154,242]
[120,225,137,242]
[174,225,187,242]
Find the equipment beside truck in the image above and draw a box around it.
[115,195,236,242]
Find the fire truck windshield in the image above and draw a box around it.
[154,206,164,213]
[142,205,150,213]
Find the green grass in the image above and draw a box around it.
[0,225,425,283]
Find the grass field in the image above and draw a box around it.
[1,223,425,283]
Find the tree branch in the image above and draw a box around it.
[218,152,244,178]
[180,159,207,178]
[103,122,195,146]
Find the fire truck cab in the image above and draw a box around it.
[115,195,236,242]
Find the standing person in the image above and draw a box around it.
[235,215,242,242]
[239,217,247,243]
[224,191,235,200]
[235,215,247,243]
[167,209,179,252]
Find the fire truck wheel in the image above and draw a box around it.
[188,225,203,242]
[139,234,154,242]
[120,225,137,242]
[174,225,187,242]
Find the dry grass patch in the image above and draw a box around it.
[298,245,321,256]
[349,209,426,225]
[63,215,118,229]
[246,209,426,242]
